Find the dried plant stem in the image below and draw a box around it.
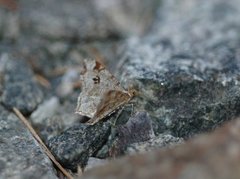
[35,74,51,89]
[13,107,73,179]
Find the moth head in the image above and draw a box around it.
[83,58,105,72]
[83,58,96,71]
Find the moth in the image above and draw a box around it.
[75,59,134,125]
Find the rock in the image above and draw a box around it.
[82,118,240,179]
[30,92,82,141]
[30,97,60,124]
[47,122,111,171]
[0,105,57,179]
[20,39,121,79]
[19,39,83,78]
[56,69,80,97]
[94,105,136,158]
[111,111,155,156]
[0,54,43,114]
[117,0,240,138]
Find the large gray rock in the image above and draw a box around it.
[117,0,240,138]
[0,105,57,179]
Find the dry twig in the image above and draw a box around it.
[35,74,51,89]
[13,107,73,179]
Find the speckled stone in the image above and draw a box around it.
[117,0,240,138]
[111,111,155,156]
[0,105,57,179]
[47,122,111,171]
[30,94,81,142]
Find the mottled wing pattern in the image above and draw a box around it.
[86,90,131,125]
[75,59,128,120]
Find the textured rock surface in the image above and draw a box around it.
[47,122,111,171]
[112,112,155,156]
[117,0,240,138]
[30,94,81,141]
[82,118,240,179]
[0,54,43,114]
[0,105,57,179]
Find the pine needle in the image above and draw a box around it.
[13,107,73,179]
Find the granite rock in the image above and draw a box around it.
[111,111,155,156]
[117,0,240,138]
[30,95,81,141]
[47,122,111,171]
[0,105,57,179]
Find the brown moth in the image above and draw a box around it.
[75,59,133,125]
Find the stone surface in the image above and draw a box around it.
[47,122,111,171]
[0,105,57,179]
[30,97,60,124]
[0,54,43,114]
[82,118,240,179]
[29,94,83,141]
[20,39,121,80]
[117,0,240,138]
[111,111,155,156]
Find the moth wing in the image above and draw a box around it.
[86,90,131,125]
